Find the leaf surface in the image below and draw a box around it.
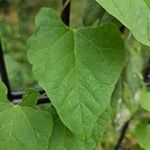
[48,108,95,150]
[135,122,150,150]
[0,82,53,150]
[83,0,121,27]
[91,105,111,141]
[83,0,105,26]
[139,87,150,111]
[28,8,124,139]
[96,0,150,46]
[21,88,40,107]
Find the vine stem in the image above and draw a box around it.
[0,42,11,98]
[114,116,133,150]
[61,0,71,26]
[97,142,102,150]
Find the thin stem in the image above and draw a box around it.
[0,42,11,98]
[97,142,103,150]
[114,117,133,150]
[61,0,71,26]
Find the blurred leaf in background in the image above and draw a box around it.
[0,0,61,90]
[112,32,150,116]
[135,121,150,150]
[82,0,122,27]
[139,87,150,112]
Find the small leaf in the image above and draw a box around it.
[0,82,8,103]
[135,122,150,150]
[48,108,96,150]
[28,8,124,139]
[0,82,53,149]
[21,88,40,107]
[96,0,150,46]
[139,87,150,111]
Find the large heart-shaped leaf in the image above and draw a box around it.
[28,8,124,139]
[0,82,53,149]
[96,0,150,46]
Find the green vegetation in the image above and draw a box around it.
[0,0,150,149]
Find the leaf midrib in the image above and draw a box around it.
[72,30,85,138]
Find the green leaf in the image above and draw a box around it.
[83,0,121,27]
[0,82,8,103]
[91,106,111,141]
[124,37,144,95]
[100,12,122,28]
[0,82,53,149]
[48,108,96,150]
[96,0,150,46]
[133,144,144,150]
[83,0,105,26]
[28,8,124,139]
[135,122,150,150]
[139,87,150,111]
[21,88,40,107]
[119,33,146,112]
[111,79,122,118]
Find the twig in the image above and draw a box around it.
[114,117,132,150]
[97,142,103,150]
[61,0,71,26]
[0,42,11,98]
